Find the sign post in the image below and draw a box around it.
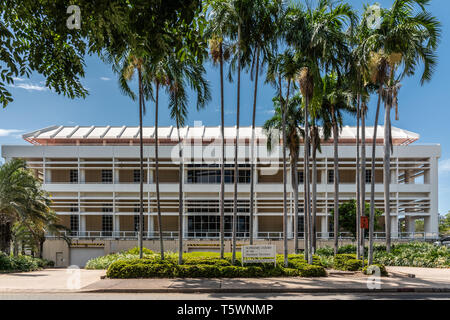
[360,216,369,269]
[241,245,276,267]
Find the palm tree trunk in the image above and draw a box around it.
[232,24,241,264]
[291,158,299,253]
[0,219,11,255]
[369,88,382,264]
[279,75,288,267]
[219,41,225,259]
[155,81,164,260]
[383,98,391,253]
[311,132,317,254]
[360,102,367,261]
[249,47,260,245]
[177,122,183,265]
[138,70,144,259]
[356,96,361,259]
[332,107,339,256]
[304,96,312,264]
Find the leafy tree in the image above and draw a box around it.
[330,200,383,238]
[439,213,450,235]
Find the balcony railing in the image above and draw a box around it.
[47,231,439,240]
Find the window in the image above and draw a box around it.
[187,215,249,238]
[133,169,141,183]
[365,169,372,183]
[186,200,249,214]
[102,204,113,213]
[187,164,250,184]
[69,203,78,212]
[102,215,113,236]
[69,169,78,183]
[298,171,304,184]
[328,170,334,184]
[296,215,305,234]
[70,215,79,235]
[101,169,113,183]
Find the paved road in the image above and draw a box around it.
[0,292,449,300]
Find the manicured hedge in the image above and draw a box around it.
[106,256,327,279]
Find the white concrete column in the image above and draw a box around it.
[391,216,398,238]
[253,216,258,239]
[114,215,120,233]
[80,215,86,233]
[148,215,154,234]
[321,216,329,239]
[287,216,293,239]
[80,168,86,183]
[183,215,188,238]
[406,216,415,233]
[428,156,439,237]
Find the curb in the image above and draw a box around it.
[81,287,450,294]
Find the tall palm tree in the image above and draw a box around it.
[113,51,154,259]
[243,0,277,244]
[286,0,356,261]
[362,0,441,253]
[320,74,356,255]
[164,55,211,265]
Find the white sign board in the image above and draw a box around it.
[241,245,276,266]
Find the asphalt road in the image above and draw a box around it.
[0,292,449,300]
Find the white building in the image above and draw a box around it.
[1,125,440,266]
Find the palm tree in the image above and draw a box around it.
[320,74,356,255]
[362,0,441,254]
[114,52,153,259]
[0,159,59,257]
[243,0,277,245]
[162,54,210,265]
[286,0,356,261]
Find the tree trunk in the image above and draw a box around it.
[138,70,144,259]
[0,219,11,255]
[311,132,317,253]
[219,41,225,259]
[177,122,184,265]
[369,88,382,264]
[304,96,312,264]
[155,81,165,259]
[383,99,391,252]
[292,156,299,254]
[232,24,241,264]
[332,107,339,256]
[249,47,260,245]
[279,75,288,267]
[356,96,361,259]
[360,102,367,261]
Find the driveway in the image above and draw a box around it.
[0,268,105,292]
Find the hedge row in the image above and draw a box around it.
[106,257,327,278]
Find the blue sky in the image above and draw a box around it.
[1,0,449,213]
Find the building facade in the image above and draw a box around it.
[1,125,440,266]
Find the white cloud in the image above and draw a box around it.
[100,77,111,81]
[439,159,450,173]
[10,83,48,91]
[0,129,24,137]
[12,77,25,82]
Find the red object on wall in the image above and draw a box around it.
[361,216,369,229]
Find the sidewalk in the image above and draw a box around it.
[0,267,448,294]
[82,267,450,294]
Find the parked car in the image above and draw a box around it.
[434,236,450,247]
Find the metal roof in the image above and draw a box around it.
[22,125,420,145]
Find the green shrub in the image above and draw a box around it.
[0,253,53,272]
[363,264,388,276]
[344,259,363,271]
[125,247,154,255]
[333,254,357,270]
[106,256,327,279]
